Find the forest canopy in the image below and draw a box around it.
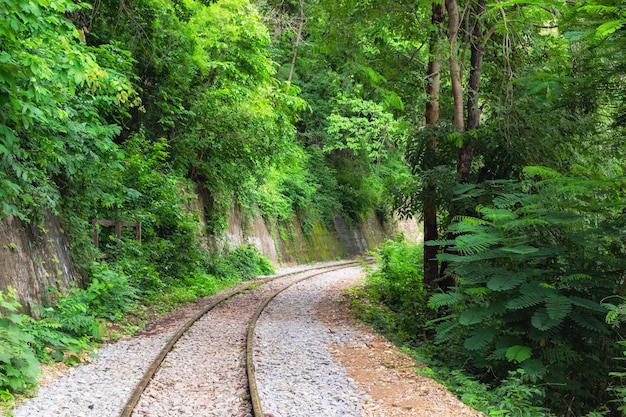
[1,0,625,415]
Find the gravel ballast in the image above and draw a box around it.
[254,267,373,417]
[9,262,362,417]
[10,262,482,417]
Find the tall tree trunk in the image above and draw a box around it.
[457,0,486,184]
[423,2,445,289]
[446,0,464,132]
[287,0,305,85]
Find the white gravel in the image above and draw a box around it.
[9,261,369,417]
[254,267,372,417]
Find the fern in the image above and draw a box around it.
[578,5,620,15]
[545,296,572,322]
[531,308,563,331]
[478,207,518,222]
[455,233,500,256]
[569,296,606,313]
[434,319,461,344]
[464,326,497,350]
[523,165,563,179]
[506,293,546,310]
[459,307,490,326]
[487,273,527,291]
[463,286,492,296]
[428,292,464,309]
[493,193,525,209]
[570,310,611,335]
[540,344,578,365]
[427,172,624,409]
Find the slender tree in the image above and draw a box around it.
[422,1,446,288]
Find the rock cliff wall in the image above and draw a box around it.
[217,203,420,265]
[0,196,421,308]
[0,213,77,312]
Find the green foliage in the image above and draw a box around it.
[0,289,40,392]
[226,245,275,280]
[367,238,434,341]
[427,170,626,414]
[0,0,136,223]
[353,274,556,416]
[84,263,138,321]
[324,94,408,161]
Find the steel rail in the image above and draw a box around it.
[246,263,366,417]
[119,260,363,417]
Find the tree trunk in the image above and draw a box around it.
[446,0,464,132]
[287,0,305,85]
[457,0,486,184]
[423,2,445,288]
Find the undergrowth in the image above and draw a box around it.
[349,277,559,417]
[0,244,274,413]
[348,239,560,417]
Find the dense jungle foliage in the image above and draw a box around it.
[1,0,625,415]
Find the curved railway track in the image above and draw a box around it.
[120,260,367,417]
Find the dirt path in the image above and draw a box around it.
[317,274,485,417]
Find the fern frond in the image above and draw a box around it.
[478,207,518,222]
[450,215,490,226]
[463,326,497,350]
[541,343,578,365]
[507,293,546,310]
[455,233,501,256]
[464,286,492,296]
[459,307,490,326]
[493,193,525,209]
[487,346,508,361]
[452,183,479,196]
[560,273,592,283]
[521,359,547,379]
[499,216,549,230]
[578,5,620,14]
[545,295,572,322]
[523,165,563,179]
[570,310,611,335]
[569,296,607,313]
[428,292,464,309]
[434,320,460,344]
[487,273,527,292]
[531,308,563,331]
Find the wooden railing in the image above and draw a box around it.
[91,219,141,248]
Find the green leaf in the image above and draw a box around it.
[507,292,545,310]
[531,308,562,331]
[545,296,572,322]
[428,292,464,309]
[487,273,526,291]
[521,359,546,379]
[463,326,497,350]
[498,246,539,255]
[595,19,625,38]
[506,345,532,363]
[459,308,489,326]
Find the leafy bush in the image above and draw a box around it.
[0,289,40,392]
[367,238,433,341]
[427,169,626,414]
[227,245,275,280]
[41,262,138,338]
[85,263,138,321]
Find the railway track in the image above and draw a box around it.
[120,260,368,417]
